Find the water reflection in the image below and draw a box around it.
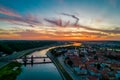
[17,44,77,80]
[28,49,49,57]
[17,64,62,80]
[16,49,62,80]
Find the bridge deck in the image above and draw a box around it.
[16,56,52,64]
[22,61,52,64]
[17,57,49,59]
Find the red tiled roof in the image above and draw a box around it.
[73,61,83,67]
[101,70,108,74]
[88,76,99,80]
[88,66,99,73]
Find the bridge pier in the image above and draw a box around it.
[31,55,33,66]
[43,58,45,62]
[23,56,27,66]
[20,56,52,66]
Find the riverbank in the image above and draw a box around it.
[0,48,39,69]
[0,44,59,69]
[16,48,63,80]
[47,51,73,80]
[0,44,71,80]
[0,62,22,80]
[46,44,83,80]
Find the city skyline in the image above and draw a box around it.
[0,0,120,40]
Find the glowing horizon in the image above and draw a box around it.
[0,0,120,40]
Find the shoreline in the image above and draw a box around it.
[0,44,59,69]
[47,50,73,80]
[0,44,73,80]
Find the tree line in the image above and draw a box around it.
[0,40,57,55]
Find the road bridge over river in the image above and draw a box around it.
[17,56,52,65]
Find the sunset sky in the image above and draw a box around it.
[0,0,120,40]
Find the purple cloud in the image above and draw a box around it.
[44,17,120,34]
[0,16,41,27]
[61,13,79,26]
[0,5,42,27]
[0,5,21,17]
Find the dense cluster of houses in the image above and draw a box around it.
[60,46,120,80]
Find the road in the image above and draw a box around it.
[0,44,59,69]
[0,43,76,80]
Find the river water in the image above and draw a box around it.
[16,43,81,80]
[16,48,62,80]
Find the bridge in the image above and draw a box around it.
[17,56,49,59]
[16,56,52,66]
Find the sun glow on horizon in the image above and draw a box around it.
[0,0,120,40]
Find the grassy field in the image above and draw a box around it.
[0,62,22,80]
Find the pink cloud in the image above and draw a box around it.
[0,5,42,27]
[0,5,21,17]
[44,17,120,34]
[0,16,41,27]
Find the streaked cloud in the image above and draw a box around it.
[77,25,120,34]
[44,15,120,34]
[0,5,41,27]
[0,27,120,40]
[0,0,120,40]
[0,15,41,27]
[61,13,79,26]
[0,5,21,17]
[44,18,62,27]
[44,18,71,27]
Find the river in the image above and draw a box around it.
[16,48,62,80]
[16,43,81,80]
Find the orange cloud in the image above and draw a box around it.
[0,5,120,41]
[0,28,120,40]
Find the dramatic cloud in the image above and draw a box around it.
[1,27,119,40]
[44,16,120,34]
[0,5,21,17]
[77,25,120,34]
[0,5,41,27]
[61,13,79,26]
[59,13,120,34]
[0,1,120,40]
[44,18,62,27]
[44,18,70,27]
[0,15,41,27]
